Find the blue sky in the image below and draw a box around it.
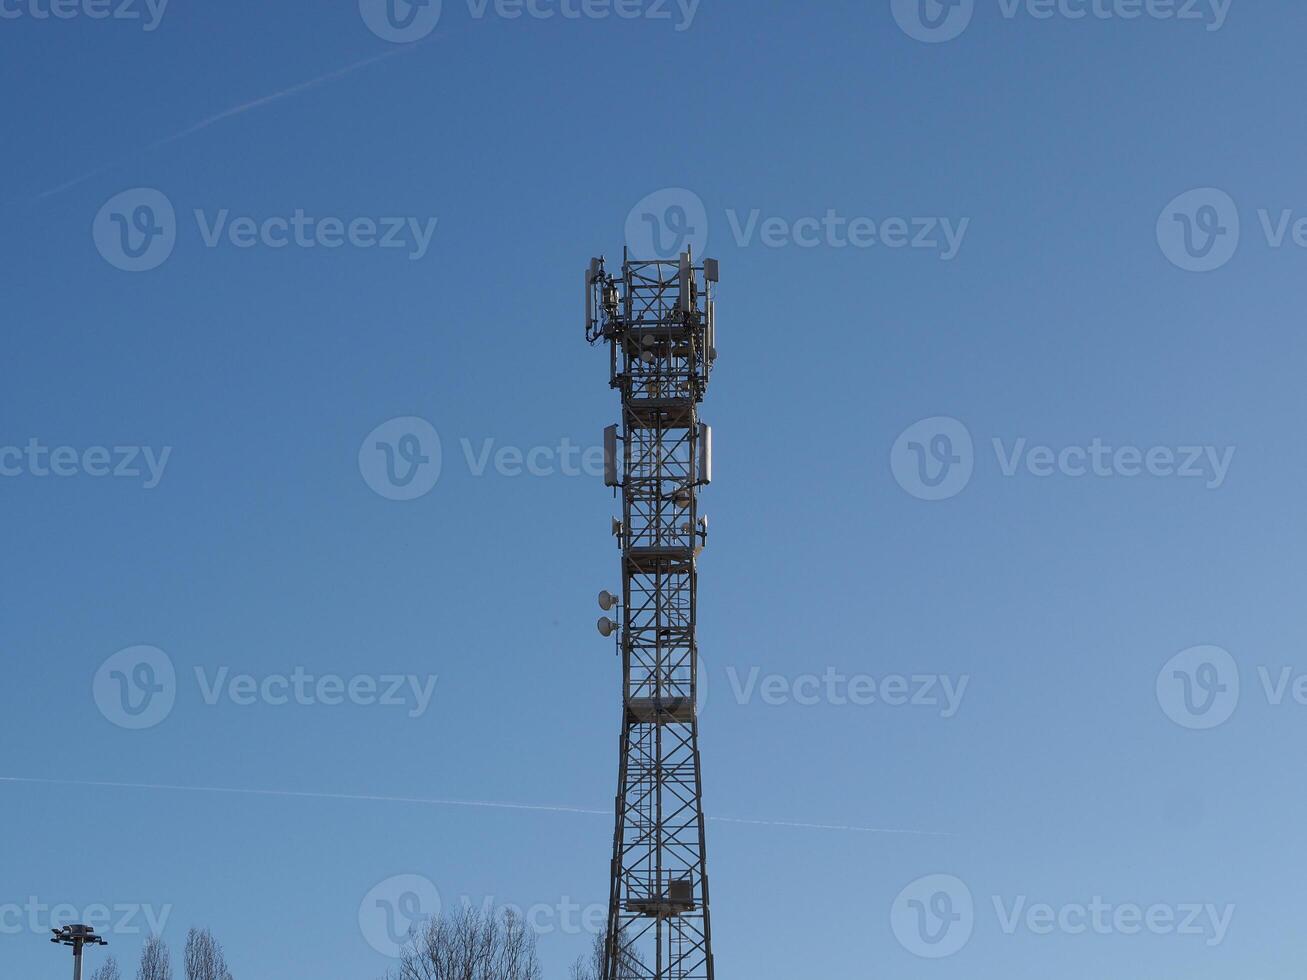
[3,1,1307,977]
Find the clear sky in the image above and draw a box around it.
[3,1,1306,978]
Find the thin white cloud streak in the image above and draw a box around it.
[24,45,423,206]
[0,775,952,837]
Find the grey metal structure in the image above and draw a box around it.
[51,924,108,980]
[586,248,718,980]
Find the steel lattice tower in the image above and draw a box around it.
[586,248,719,980]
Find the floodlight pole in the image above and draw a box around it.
[51,925,108,980]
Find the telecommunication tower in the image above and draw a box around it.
[586,247,719,980]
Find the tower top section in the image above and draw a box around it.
[585,249,719,402]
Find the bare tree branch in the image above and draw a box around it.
[185,927,234,980]
[388,906,541,980]
[137,936,172,980]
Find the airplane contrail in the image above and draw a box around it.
[23,43,427,207]
[0,775,952,838]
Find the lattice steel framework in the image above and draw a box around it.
[586,248,719,980]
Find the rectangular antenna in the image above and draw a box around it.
[603,424,619,487]
[697,424,712,486]
[586,258,600,331]
[678,252,691,312]
[704,258,719,283]
[707,299,715,358]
